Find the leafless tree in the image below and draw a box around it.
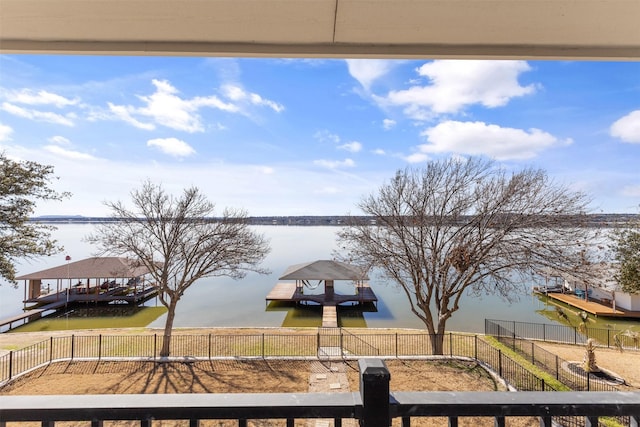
[337,158,594,354]
[88,181,270,357]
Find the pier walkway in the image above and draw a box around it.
[543,292,640,318]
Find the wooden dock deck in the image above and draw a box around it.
[266,282,378,306]
[543,292,640,318]
[266,282,378,328]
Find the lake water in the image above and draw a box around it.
[0,224,597,333]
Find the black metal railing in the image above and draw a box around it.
[1,359,638,427]
[486,319,640,351]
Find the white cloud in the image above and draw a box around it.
[313,158,356,169]
[404,152,430,164]
[221,84,284,112]
[48,136,72,145]
[107,102,156,131]
[147,137,196,157]
[43,145,96,160]
[314,130,341,144]
[383,60,536,118]
[107,80,282,133]
[258,166,275,175]
[382,119,396,130]
[6,89,79,107]
[1,102,76,126]
[346,59,396,91]
[610,110,640,143]
[372,148,386,155]
[418,120,571,160]
[338,141,363,153]
[0,123,13,141]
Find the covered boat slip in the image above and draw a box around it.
[266,260,378,328]
[1,257,158,331]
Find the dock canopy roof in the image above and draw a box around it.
[16,257,151,281]
[279,260,368,281]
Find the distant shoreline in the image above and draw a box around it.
[29,213,640,227]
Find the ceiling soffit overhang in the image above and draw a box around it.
[1,0,639,59]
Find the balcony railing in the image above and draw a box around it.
[1,359,639,427]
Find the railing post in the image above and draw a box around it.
[71,335,75,360]
[449,333,453,357]
[359,358,390,427]
[261,333,265,358]
[153,334,157,360]
[98,334,102,361]
[474,335,478,360]
[498,350,503,377]
[8,351,12,380]
[395,333,398,358]
[208,334,212,360]
[49,337,53,363]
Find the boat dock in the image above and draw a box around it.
[541,292,640,318]
[266,281,378,328]
[1,286,158,332]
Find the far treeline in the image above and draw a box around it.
[29,213,640,227]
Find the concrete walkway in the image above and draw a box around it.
[306,361,356,427]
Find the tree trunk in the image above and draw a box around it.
[160,300,177,358]
[429,322,447,355]
[430,333,445,355]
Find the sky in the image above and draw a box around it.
[0,56,639,217]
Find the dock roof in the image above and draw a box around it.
[279,260,368,281]
[16,257,151,280]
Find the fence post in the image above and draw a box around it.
[531,342,535,364]
[261,333,265,358]
[474,335,478,360]
[8,351,12,380]
[153,334,157,360]
[359,359,390,427]
[395,333,398,358]
[555,355,559,380]
[498,350,503,377]
[543,323,546,342]
[574,327,577,345]
[71,335,75,361]
[449,333,453,357]
[208,334,212,360]
[49,337,53,363]
[512,320,516,342]
[98,335,102,361]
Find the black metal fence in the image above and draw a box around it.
[486,319,640,351]
[1,331,550,391]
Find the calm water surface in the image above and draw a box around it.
[0,224,601,333]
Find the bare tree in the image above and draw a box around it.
[337,158,593,354]
[88,181,270,357]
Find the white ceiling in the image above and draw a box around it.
[1,0,639,59]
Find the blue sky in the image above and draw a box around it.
[0,56,639,216]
